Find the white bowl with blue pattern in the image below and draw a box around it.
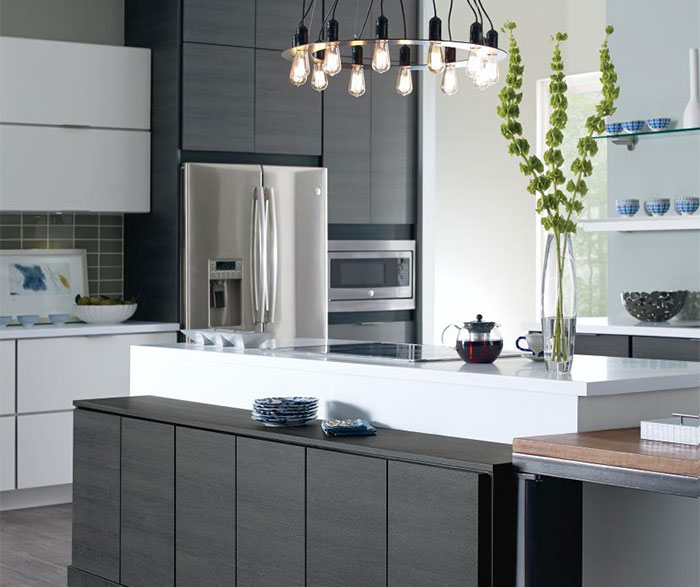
[622,120,645,133]
[18,315,39,328]
[647,117,671,131]
[605,122,623,134]
[675,196,699,216]
[645,198,670,216]
[615,199,640,217]
[0,316,11,328]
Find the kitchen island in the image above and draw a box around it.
[130,341,700,587]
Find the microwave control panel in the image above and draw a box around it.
[397,257,411,286]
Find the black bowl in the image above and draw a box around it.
[621,291,689,322]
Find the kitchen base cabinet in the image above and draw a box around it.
[632,336,700,362]
[0,340,15,415]
[237,438,305,587]
[0,416,15,491]
[574,334,629,358]
[306,449,387,587]
[17,411,73,489]
[68,567,120,587]
[72,410,121,583]
[176,427,236,587]
[120,418,175,587]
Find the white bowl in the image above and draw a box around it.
[75,304,137,324]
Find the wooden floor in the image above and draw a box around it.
[0,504,71,587]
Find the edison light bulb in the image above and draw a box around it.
[427,42,445,73]
[324,43,342,76]
[289,50,310,86]
[310,61,328,92]
[372,39,391,73]
[466,48,481,79]
[441,64,458,95]
[482,52,500,86]
[348,64,366,97]
[396,66,413,96]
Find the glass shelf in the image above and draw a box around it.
[593,126,700,150]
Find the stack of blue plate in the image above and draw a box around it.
[252,397,318,427]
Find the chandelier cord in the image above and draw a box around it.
[299,0,314,26]
[448,0,454,40]
[432,0,437,18]
[380,0,384,17]
[465,0,477,22]
[358,0,374,38]
[476,0,493,30]
[399,0,407,38]
[318,0,340,40]
[473,0,482,26]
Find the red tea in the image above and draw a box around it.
[456,340,503,364]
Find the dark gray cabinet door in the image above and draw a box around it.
[72,410,121,583]
[255,49,322,155]
[182,43,255,152]
[121,418,175,587]
[324,67,371,223]
[388,461,482,587]
[370,69,417,223]
[575,333,629,358]
[183,0,255,47]
[68,567,120,587]
[175,427,236,587]
[256,0,305,50]
[237,437,305,587]
[306,448,386,587]
[632,336,700,362]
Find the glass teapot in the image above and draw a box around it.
[441,314,504,364]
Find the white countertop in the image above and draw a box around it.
[0,321,180,340]
[525,317,700,339]
[134,340,700,397]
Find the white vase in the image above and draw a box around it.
[683,48,700,128]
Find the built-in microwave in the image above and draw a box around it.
[328,240,416,312]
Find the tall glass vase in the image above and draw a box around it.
[541,233,577,373]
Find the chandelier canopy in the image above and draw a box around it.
[283,0,508,98]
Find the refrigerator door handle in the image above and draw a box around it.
[265,187,278,325]
[250,187,267,326]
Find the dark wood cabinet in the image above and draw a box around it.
[68,567,120,587]
[574,333,629,358]
[324,68,372,223]
[120,418,175,587]
[306,448,387,587]
[182,0,255,46]
[182,43,255,152]
[255,49,322,155]
[632,336,700,362]
[388,461,483,587]
[72,410,121,584]
[370,70,417,224]
[237,437,306,587]
[175,427,236,587]
[255,0,305,51]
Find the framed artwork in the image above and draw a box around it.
[0,249,88,323]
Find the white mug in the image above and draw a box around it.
[515,332,544,356]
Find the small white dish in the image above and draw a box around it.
[18,314,39,328]
[49,313,70,325]
[0,316,11,328]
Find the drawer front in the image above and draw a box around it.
[68,566,120,587]
[632,336,700,362]
[17,411,73,489]
[0,416,15,491]
[18,333,175,413]
[0,340,15,415]
[575,334,629,358]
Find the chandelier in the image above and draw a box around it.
[282,0,508,98]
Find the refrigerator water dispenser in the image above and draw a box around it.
[208,259,243,328]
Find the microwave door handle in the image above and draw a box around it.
[265,187,278,325]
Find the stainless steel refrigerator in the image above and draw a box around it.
[183,163,328,339]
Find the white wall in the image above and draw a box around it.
[422,0,605,346]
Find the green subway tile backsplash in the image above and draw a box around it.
[0,212,124,296]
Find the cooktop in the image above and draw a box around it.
[282,342,462,363]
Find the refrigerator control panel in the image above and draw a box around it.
[209,259,242,280]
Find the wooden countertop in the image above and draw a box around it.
[514,428,700,478]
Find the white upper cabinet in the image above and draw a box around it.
[0,37,150,130]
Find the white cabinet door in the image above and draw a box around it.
[0,416,15,491]
[18,333,175,413]
[0,125,150,212]
[0,37,150,130]
[17,412,73,489]
[0,341,15,416]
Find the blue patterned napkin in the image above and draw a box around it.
[321,419,377,437]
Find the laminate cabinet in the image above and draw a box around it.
[72,410,121,584]
[68,568,120,587]
[121,418,175,587]
[255,49,322,155]
[0,416,15,491]
[324,68,372,223]
[237,437,305,587]
[255,0,306,51]
[574,333,629,358]
[182,43,255,152]
[17,411,73,488]
[632,336,700,362]
[306,448,387,587]
[0,341,15,416]
[388,461,483,587]
[183,0,255,47]
[175,427,236,587]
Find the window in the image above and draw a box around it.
[536,72,608,317]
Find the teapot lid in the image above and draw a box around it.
[463,314,497,334]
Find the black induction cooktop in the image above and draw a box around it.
[284,342,462,363]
